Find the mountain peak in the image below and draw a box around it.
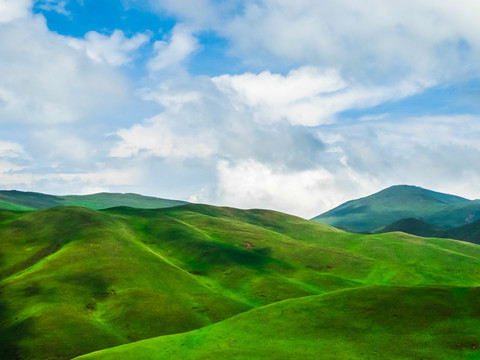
[313,185,475,232]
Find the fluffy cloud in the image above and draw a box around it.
[0,0,30,23]
[316,115,480,203]
[150,0,480,84]
[213,67,425,126]
[216,159,381,218]
[113,71,328,167]
[109,114,216,159]
[0,15,129,124]
[67,30,149,67]
[148,24,199,71]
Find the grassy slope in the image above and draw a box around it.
[2,204,480,359]
[313,185,480,232]
[0,208,248,360]
[75,286,480,360]
[0,190,186,210]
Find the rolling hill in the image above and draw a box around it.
[0,190,186,211]
[1,200,480,359]
[313,185,480,233]
[75,286,480,360]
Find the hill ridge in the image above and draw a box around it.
[313,185,480,233]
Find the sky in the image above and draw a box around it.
[1,0,480,218]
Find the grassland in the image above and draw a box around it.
[1,202,480,359]
[75,286,480,360]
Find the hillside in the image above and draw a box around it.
[1,202,480,359]
[375,218,445,237]
[313,185,480,232]
[442,219,480,245]
[0,190,186,210]
[75,286,480,360]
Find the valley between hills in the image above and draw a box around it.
[1,186,480,359]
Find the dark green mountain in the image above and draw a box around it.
[313,185,480,232]
[0,190,186,210]
[1,201,480,359]
[442,219,480,245]
[375,217,480,245]
[375,217,446,237]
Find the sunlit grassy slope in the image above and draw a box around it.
[1,203,480,359]
[0,190,186,210]
[75,286,480,360]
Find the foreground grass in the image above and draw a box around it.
[75,285,480,360]
[1,204,480,359]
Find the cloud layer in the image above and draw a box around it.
[1,0,480,217]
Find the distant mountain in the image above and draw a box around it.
[0,190,187,210]
[442,219,480,245]
[375,217,480,245]
[375,218,446,238]
[312,185,480,233]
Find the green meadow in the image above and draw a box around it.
[1,200,480,359]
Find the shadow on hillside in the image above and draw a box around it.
[184,241,275,275]
[0,293,35,360]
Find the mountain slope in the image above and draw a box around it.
[442,219,480,245]
[2,203,480,360]
[0,190,186,210]
[0,207,249,360]
[313,185,480,232]
[375,218,445,237]
[75,286,480,360]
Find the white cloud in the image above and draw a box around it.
[213,67,425,126]
[32,129,95,164]
[36,0,69,15]
[0,15,129,124]
[0,163,146,194]
[150,0,480,84]
[148,24,199,72]
[224,1,480,82]
[0,0,30,23]
[216,159,381,218]
[0,140,28,159]
[67,30,149,67]
[109,114,216,159]
[316,114,480,205]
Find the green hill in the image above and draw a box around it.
[375,217,446,237]
[74,286,480,360]
[0,190,186,210]
[2,202,480,359]
[313,185,480,232]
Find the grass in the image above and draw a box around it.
[74,286,480,360]
[1,203,480,359]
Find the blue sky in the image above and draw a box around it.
[1,0,480,217]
